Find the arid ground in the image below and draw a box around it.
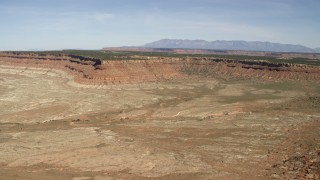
[0,53,319,179]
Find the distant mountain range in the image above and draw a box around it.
[144,39,320,53]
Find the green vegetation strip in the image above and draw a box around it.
[4,50,320,66]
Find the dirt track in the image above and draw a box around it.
[0,63,319,179]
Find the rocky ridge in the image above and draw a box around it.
[0,52,319,85]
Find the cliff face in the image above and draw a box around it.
[180,58,320,81]
[0,52,319,84]
[0,53,183,84]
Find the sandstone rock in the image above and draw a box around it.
[0,52,319,86]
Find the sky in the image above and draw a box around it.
[0,0,319,50]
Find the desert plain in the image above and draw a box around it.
[0,52,319,179]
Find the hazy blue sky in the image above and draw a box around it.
[1,0,319,50]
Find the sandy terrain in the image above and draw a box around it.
[0,63,319,179]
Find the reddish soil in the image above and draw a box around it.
[0,53,319,85]
[0,52,319,179]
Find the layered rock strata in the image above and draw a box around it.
[0,52,319,85]
[181,58,320,81]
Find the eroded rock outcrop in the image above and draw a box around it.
[0,52,319,85]
[181,58,320,81]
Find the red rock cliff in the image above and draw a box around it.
[0,52,319,84]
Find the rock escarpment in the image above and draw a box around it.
[0,52,319,85]
[0,53,182,84]
[181,58,320,81]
